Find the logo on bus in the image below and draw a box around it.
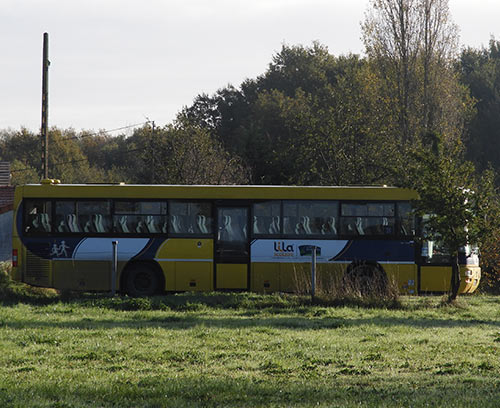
[49,240,71,258]
[273,241,294,257]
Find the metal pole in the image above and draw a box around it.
[311,245,316,300]
[111,241,118,296]
[41,32,49,179]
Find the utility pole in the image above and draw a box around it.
[41,32,50,179]
[150,120,156,184]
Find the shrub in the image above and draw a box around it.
[478,234,500,294]
[292,263,401,309]
[0,262,59,303]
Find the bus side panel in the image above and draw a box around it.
[23,249,52,288]
[73,260,110,290]
[278,262,346,293]
[383,264,417,295]
[279,263,302,292]
[251,263,279,293]
[157,261,176,291]
[11,189,22,282]
[175,262,213,291]
[52,260,76,290]
[420,266,452,292]
[420,266,480,294]
[155,238,213,291]
[216,264,247,289]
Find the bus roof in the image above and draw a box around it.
[17,182,418,201]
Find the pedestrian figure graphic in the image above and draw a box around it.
[50,241,70,257]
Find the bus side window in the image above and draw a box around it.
[77,201,111,234]
[24,199,52,233]
[113,201,168,235]
[55,201,77,233]
[169,201,212,236]
[282,200,338,237]
[252,201,281,236]
[397,202,415,236]
[340,202,395,237]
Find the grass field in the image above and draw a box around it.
[1,272,500,407]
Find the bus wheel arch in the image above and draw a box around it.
[343,261,388,294]
[121,261,165,296]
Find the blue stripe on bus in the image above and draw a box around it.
[332,240,415,263]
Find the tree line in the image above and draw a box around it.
[4,37,500,187]
[2,0,500,295]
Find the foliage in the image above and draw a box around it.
[402,132,500,299]
[183,43,404,185]
[460,39,500,175]
[0,262,59,302]
[0,122,248,185]
[362,0,472,146]
[478,235,500,294]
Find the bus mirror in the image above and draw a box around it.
[421,241,434,259]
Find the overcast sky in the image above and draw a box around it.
[1,0,499,133]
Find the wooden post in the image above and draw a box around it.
[41,32,49,179]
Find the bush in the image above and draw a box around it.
[0,262,11,297]
[478,235,500,294]
[292,263,402,309]
[0,262,59,303]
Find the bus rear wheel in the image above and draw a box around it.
[124,263,161,297]
[343,262,387,296]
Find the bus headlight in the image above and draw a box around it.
[464,270,473,277]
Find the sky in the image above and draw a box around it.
[1,0,500,134]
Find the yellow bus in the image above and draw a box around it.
[10,180,480,296]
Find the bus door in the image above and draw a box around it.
[417,240,452,293]
[215,206,250,290]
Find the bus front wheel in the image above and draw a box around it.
[123,263,162,297]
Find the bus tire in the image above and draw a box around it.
[343,262,387,295]
[123,262,163,297]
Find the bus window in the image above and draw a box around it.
[114,201,168,234]
[420,215,451,263]
[283,201,338,236]
[397,202,415,236]
[253,201,281,235]
[24,199,52,233]
[55,201,77,233]
[77,201,111,233]
[169,201,213,235]
[340,202,395,236]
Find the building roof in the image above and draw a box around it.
[0,186,14,214]
[0,162,9,186]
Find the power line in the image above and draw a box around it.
[59,121,150,142]
[11,147,147,173]
[10,121,152,174]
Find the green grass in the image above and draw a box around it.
[1,266,500,407]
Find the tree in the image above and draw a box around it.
[0,128,40,184]
[0,127,130,184]
[362,0,471,145]
[459,39,500,175]
[182,43,403,186]
[128,121,249,185]
[403,132,499,300]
